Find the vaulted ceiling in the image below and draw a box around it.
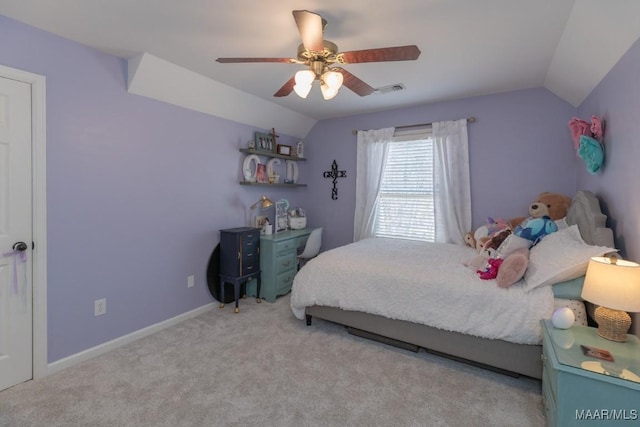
[2,1,639,131]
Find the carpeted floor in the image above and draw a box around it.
[0,294,545,426]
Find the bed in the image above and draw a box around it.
[291,190,616,379]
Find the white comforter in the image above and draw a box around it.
[291,237,555,344]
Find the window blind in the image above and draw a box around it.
[374,133,435,241]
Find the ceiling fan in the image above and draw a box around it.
[216,10,421,100]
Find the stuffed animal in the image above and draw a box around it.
[480,229,512,257]
[471,192,572,285]
[527,192,571,221]
[496,248,530,288]
[513,216,558,246]
[466,217,523,252]
[477,257,503,280]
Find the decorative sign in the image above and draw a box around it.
[323,160,347,200]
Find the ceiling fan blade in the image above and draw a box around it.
[334,68,375,97]
[274,76,296,97]
[216,57,293,63]
[292,10,324,52]
[340,45,421,63]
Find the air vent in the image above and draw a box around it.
[373,83,406,95]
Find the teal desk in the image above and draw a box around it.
[246,229,311,302]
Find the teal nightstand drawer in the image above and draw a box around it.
[542,374,557,427]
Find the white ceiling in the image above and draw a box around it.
[2,0,640,124]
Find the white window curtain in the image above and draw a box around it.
[353,127,395,241]
[432,119,471,244]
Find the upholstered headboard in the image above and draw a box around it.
[566,190,615,249]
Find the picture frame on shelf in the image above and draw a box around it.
[254,131,276,153]
[277,144,292,156]
[256,163,268,183]
[275,200,289,232]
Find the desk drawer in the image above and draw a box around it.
[275,239,296,255]
[276,269,297,295]
[276,252,297,273]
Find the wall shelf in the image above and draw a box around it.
[240,148,306,162]
[240,181,307,188]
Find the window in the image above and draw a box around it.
[373,128,435,241]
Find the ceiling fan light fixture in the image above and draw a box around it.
[322,69,343,90]
[320,69,343,100]
[293,82,313,99]
[294,69,315,98]
[295,69,315,86]
[320,83,339,100]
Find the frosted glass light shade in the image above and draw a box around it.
[295,69,315,85]
[293,69,315,99]
[320,70,343,100]
[320,83,339,100]
[582,257,640,312]
[322,70,343,89]
[293,83,312,98]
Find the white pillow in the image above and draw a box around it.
[523,225,616,292]
[555,217,568,230]
[496,234,531,258]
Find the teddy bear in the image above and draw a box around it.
[527,192,571,221]
[509,192,571,246]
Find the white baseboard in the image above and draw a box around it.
[46,303,215,376]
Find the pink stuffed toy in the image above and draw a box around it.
[477,257,504,280]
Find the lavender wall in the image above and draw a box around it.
[302,88,578,251]
[576,38,640,335]
[577,37,640,262]
[0,15,303,362]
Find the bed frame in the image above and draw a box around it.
[304,190,615,379]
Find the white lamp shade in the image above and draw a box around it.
[581,257,640,312]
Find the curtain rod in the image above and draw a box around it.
[351,116,476,135]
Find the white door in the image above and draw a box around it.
[0,76,33,391]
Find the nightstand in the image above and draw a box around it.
[541,320,640,427]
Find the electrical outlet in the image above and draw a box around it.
[187,275,195,288]
[94,298,107,316]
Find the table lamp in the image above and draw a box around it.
[581,256,640,342]
[249,195,273,228]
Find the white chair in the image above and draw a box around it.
[297,227,322,270]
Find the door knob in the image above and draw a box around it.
[12,241,28,252]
